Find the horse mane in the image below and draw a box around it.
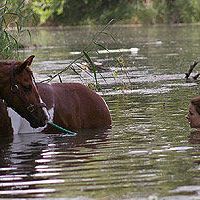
[0,60,21,66]
[0,61,14,84]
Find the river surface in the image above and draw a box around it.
[0,24,200,200]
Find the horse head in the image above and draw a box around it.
[0,55,48,128]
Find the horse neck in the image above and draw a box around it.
[0,64,15,101]
[36,82,55,109]
[0,99,13,135]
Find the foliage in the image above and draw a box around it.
[0,0,33,59]
[31,0,65,24]
[31,0,200,25]
[153,0,200,24]
[33,0,144,25]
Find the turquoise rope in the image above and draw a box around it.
[47,122,77,136]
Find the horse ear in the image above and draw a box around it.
[15,55,35,74]
[24,55,35,66]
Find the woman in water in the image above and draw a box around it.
[186,96,200,143]
[186,96,200,130]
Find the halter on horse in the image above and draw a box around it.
[0,56,112,135]
[0,56,49,129]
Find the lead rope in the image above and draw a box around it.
[45,92,77,136]
[47,121,77,136]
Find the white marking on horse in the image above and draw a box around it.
[47,106,55,123]
[7,106,55,134]
[7,108,21,135]
[31,75,49,122]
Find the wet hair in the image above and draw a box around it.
[191,96,200,115]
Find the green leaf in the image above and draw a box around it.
[83,50,98,88]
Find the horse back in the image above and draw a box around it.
[38,82,111,130]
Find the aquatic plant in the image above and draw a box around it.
[40,19,127,91]
[0,0,33,59]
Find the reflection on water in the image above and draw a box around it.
[0,130,111,198]
[1,25,200,199]
[188,131,200,144]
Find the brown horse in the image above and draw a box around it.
[0,56,111,135]
[0,99,13,135]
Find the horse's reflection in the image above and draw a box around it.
[0,129,111,198]
[0,129,111,174]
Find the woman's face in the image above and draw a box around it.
[186,103,200,129]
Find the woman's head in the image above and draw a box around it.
[186,96,200,129]
[190,96,200,114]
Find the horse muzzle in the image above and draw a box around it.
[28,106,49,128]
[30,115,48,128]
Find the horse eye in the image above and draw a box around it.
[22,84,32,93]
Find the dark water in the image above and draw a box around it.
[1,24,200,199]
